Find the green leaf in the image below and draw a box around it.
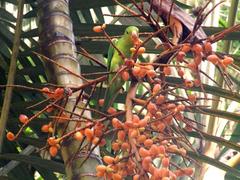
[0,154,65,173]
[188,151,240,178]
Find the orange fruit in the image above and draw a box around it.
[188,94,197,103]
[112,118,123,129]
[142,156,152,171]
[93,25,103,33]
[162,157,170,167]
[112,142,120,151]
[6,132,15,141]
[139,147,150,157]
[98,99,104,107]
[158,145,166,154]
[147,69,157,78]
[74,131,83,141]
[47,137,59,146]
[41,124,49,133]
[117,130,126,141]
[204,41,212,54]
[84,128,94,141]
[107,107,117,114]
[137,47,146,55]
[207,54,219,64]
[178,69,184,77]
[163,66,171,76]
[222,56,234,66]
[121,71,130,81]
[147,102,157,115]
[132,66,141,77]
[96,165,106,173]
[192,44,203,54]
[19,114,28,124]
[112,173,122,180]
[183,167,194,176]
[49,146,58,157]
[156,95,165,105]
[152,84,161,95]
[181,43,191,53]
[137,134,147,144]
[103,156,115,164]
[144,139,153,147]
[133,174,140,180]
[176,51,186,62]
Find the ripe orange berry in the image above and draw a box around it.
[138,68,147,78]
[41,87,50,94]
[184,79,194,88]
[152,84,161,95]
[132,114,140,123]
[47,137,59,146]
[107,107,117,114]
[147,102,157,115]
[112,142,120,151]
[192,44,203,54]
[129,129,138,138]
[163,66,171,76]
[183,167,194,176]
[41,124,49,133]
[222,56,234,66]
[158,145,166,154]
[138,118,148,127]
[96,165,106,173]
[92,137,100,145]
[112,173,122,180]
[117,130,126,141]
[121,71,130,81]
[147,69,157,78]
[142,156,152,171]
[162,157,170,167]
[158,122,166,132]
[137,134,147,144]
[194,79,201,87]
[121,142,130,151]
[188,94,197,103]
[103,156,115,164]
[6,132,15,141]
[194,54,202,66]
[74,131,83,141]
[84,128,94,141]
[204,41,212,54]
[93,25,103,33]
[99,139,106,147]
[112,118,123,129]
[49,146,58,157]
[139,147,150,157]
[176,51,186,62]
[177,104,185,111]
[156,95,165,105]
[144,139,153,147]
[98,99,104,107]
[137,47,146,55]
[178,69,184,77]
[149,144,159,156]
[132,66,141,77]
[133,174,140,180]
[53,88,64,99]
[19,114,28,124]
[187,62,197,72]
[207,54,219,64]
[181,43,191,53]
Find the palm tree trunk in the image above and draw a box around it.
[37,0,102,179]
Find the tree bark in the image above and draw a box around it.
[37,0,102,179]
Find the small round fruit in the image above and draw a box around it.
[19,114,28,124]
[93,25,103,33]
[74,131,83,141]
[6,132,15,141]
[163,66,171,76]
[49,146,58,157]
[207,54,219,65]
[41,124,49,133]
